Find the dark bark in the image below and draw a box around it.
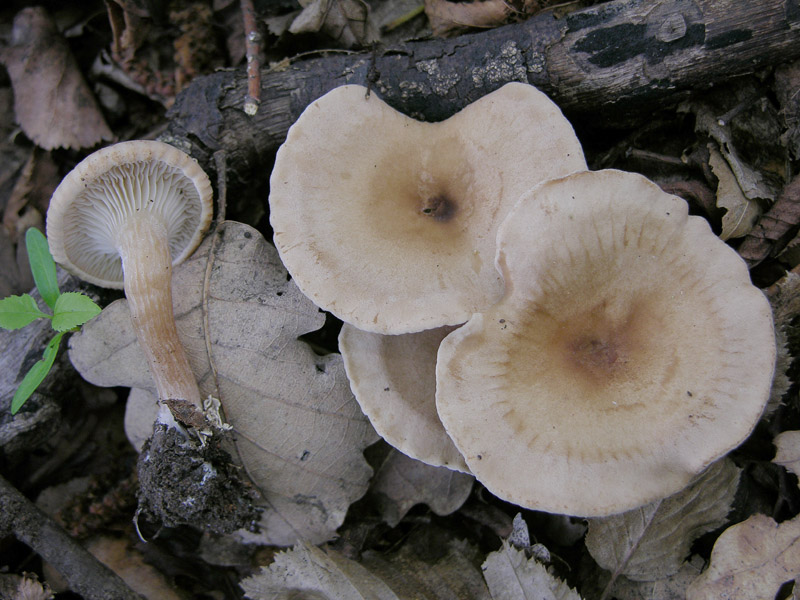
[164,0,800,183]
[0,473,144,600]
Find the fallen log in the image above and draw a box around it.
[164,0,800,183]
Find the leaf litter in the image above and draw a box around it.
[1,7,113,150]
[2,2,800,597]
[69,221,378,545]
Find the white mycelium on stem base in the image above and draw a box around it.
[47,141,213,428]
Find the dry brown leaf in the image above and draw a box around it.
[708,145,761,240]
[774,430,800,489]
[242,540,491,599]
[607,557,704,600]
[2,149,60,238]
[369,448,473,527]
[738,174,800,266]
[0,227,33,299]
[69,221,378,545]
[686,513,800,600]
[85,536,182,600]
[482,541,583,600]
[424,0,512,37]
[1,7,112,150]
[776,60,800,160]
[769,272,800,329]
[765,272,800,413]
[586,459,740,583]
[289,0,378,48]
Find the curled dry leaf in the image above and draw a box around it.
[692,103,776,203]
[369,448,473,527]
[241,540,491,599]
[0,227,33,299]
[482,541,582,600]
[586,458,740,583]
[686,513,800,600]
[775,60,800,160]
[424,0,512,37]
[69,221,378,545]
[738,173,800,266]
[289,0,378,48]
[607,557,704,600]
[764,271,800,413]
[1,7,112,150]
[708,145,761,240]
[774,430,800,489]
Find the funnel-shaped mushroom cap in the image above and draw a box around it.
[47,140,213,289]
[436,169,776,517]
[270,83,586,334]
[339,324,468,473]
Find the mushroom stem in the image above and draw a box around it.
[117,212,205,427]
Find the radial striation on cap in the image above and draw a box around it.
[436,169,776,517]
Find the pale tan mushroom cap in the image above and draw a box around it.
[436,169,776,517]
[269,83,586,334]
[47,140,213,289]
[339,323,469,473]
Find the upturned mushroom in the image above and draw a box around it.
[339,324,468,472]
[436,169,776,516]
[47,140,213,428]
[269,83,586,334]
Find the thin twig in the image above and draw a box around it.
[241,0,261,116]
[0,473,144,600]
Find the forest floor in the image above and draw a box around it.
[1,1,799,599]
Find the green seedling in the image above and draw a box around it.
[0,228,101,414]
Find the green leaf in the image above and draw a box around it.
[26,227,60,310]
[52,292,101,332]
[0,294,49,330]
[11,332,64,414]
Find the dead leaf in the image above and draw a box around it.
[242,539,491,599]
[686,513,800,600]
[2,149,60,239]
[69,221,378,545]
[764,272,800,413]
[738,174,800,266]
[0,227,33,299]
[774,430,800,489]
[289,0,378,48]
[340,324,468,472]
[482,541,583,600]
[607,557,704,600]
[775,60,800,160]
[369,448,473,527]
[586,459,740,583]
[85,536,182,600]
[1,7,113,150]
[123,388,159,452]
[6,574,52,600]
[425,0,512,37]
[690,102,776,203]
[708,145,761,240]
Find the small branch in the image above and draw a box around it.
[241,0,261,116]
[0,473,144,600]
[165,0,800,189]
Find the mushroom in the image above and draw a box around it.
[436,169,776,516]
[47,140,213,428]
[339,324,468,473]
[269,83,586,334]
